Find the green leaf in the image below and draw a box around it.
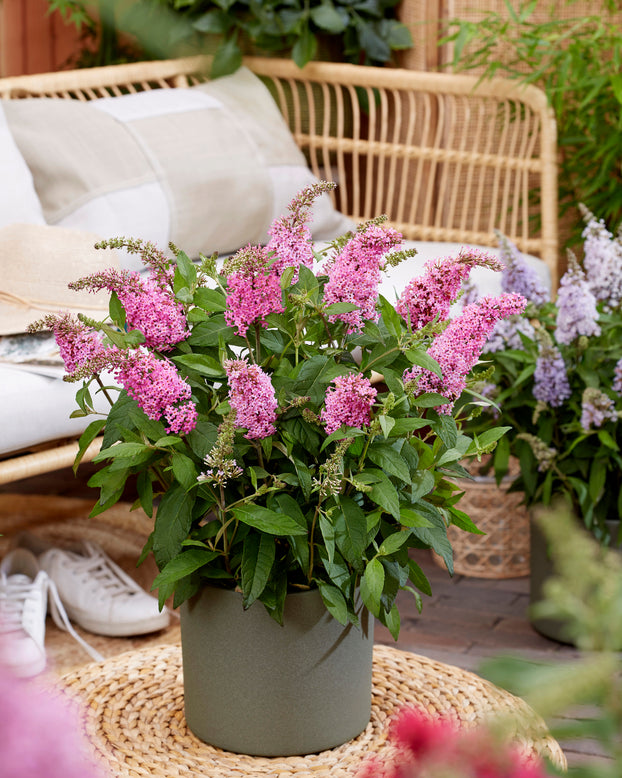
[174,249,197,288]
[411,526,454,575]
[324,301,359,315]
[108,290,126,327]
[93,441,151,462]
[379,415,396,438]
[365,469,401,519]
[378,531,411,556]
[411,392,451,408]
[152,484,195,568]
[317,582,349,625]
[310,3,347,33]
[383,602,401,640]
[404,349,442,378]
[411,470,435,500]
[232,505,308,536]
[292,24,317,68]
[193,287,227,312]
[465,427,512,456]
[241,533,276,608]
[152,548,217,591]
[74,418,106,474]
[211,36,243,78]
[367,442,411,482]
[362,557,385,605]
[399,507,434,528]
[408,558,432,596]
[274,493,307,530]
[170,451,198,491]
[334,496,368,563]
[172,353,225,377]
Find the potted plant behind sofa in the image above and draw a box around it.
[456,206,622,645]
[29,182,523,756]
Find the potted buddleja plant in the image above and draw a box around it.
[457,205,622,643]
[30,181,523,756]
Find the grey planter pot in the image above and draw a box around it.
[530,516,621,645]
[179,586,374,756]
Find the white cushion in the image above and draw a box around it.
[0,104,45,228]
[2,68,352,271]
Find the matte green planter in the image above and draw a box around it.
[530,515,621,645]
[179,586,374,756]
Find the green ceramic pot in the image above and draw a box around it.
[179,586,374,756]
[530,515,621,644]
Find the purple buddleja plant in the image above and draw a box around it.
[457,214,622,540]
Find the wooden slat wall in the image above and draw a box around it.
[0,0,83,77]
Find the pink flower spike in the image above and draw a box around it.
[405,292,527,413]
[396,247,502,330]
[320,373,377,435]
[324,224,403,333]
[114,349,197,434]
[225,359,278,440]
[224,245,285,336]
[266,182,334,279]
[69,267,189,352]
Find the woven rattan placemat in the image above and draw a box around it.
[59,643,567,777]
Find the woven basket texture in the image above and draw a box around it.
[58,643,566,777]
[434,457,530,579]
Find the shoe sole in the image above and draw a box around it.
[64,607,170,637]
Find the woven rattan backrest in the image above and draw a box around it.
[0,55,558,285]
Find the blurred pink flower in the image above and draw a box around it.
[0,662,103,778]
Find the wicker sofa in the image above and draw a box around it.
[0,55,558,485]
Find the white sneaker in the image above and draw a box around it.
[39,541,170,637]
[0,549,47,677]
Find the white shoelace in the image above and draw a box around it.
[0,574,35,636]
[46,576,104,663]
[67,545,140,600]
[0,570,104,664]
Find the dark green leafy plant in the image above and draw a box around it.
[28,183,515,635]
[46,0,413,76]
[149,0,413,76]
[442,1,622,247]
[457,208,622,543]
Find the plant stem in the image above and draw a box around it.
[95,374,115,407]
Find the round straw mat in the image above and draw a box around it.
[59,643,566,777]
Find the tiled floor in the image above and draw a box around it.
[0,464,613,772]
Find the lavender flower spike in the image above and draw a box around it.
[496,231,549,306]
[580,387,618,432]
[580,202,622,307]
[533,337,571,408]
[554,251,600,346]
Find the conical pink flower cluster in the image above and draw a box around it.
[396,248,502,329]
[69,268,189,352]
[320,373,377,434]
[224,245,285,336]
[323,224,402,333]
[225,359,278,439]
[405,293,527,412]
